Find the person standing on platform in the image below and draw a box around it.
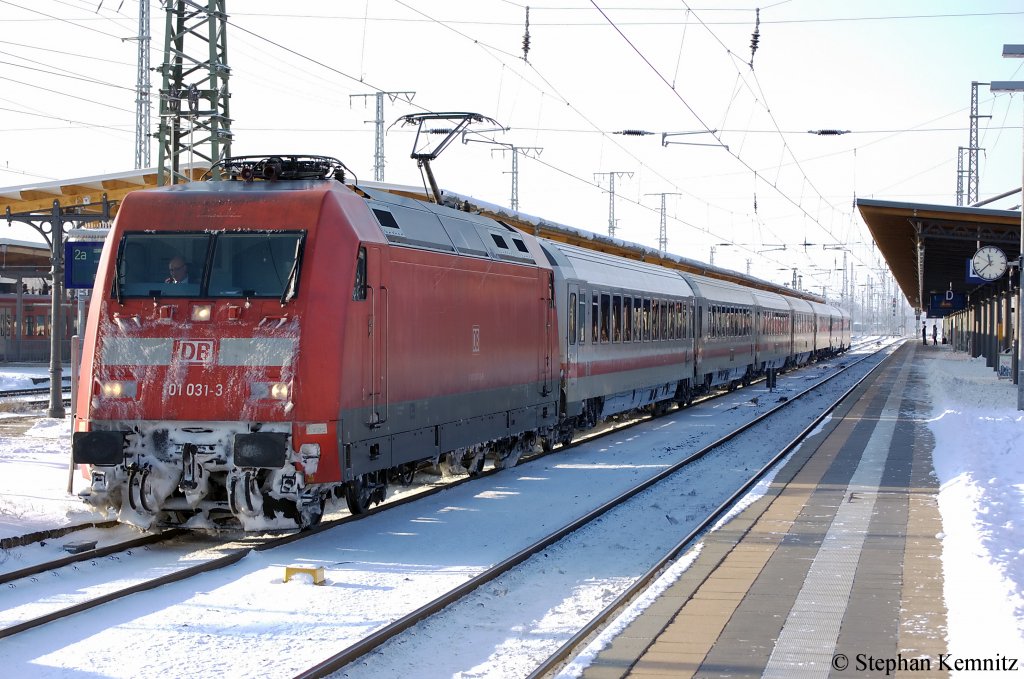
[922,321,928,346]
[932,323,938,345]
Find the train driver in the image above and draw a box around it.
[166,255,190,284]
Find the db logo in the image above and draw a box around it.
[174,339,216,364]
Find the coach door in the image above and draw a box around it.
[540,271,554,397]
[365,245,388,426]
[566,284,581,390]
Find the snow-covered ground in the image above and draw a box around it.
[0,344,1021,676]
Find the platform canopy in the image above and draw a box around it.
[857,197,1021,314]
[0,165,209,221]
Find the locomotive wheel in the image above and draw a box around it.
[345,476,374,515]
[228,471,261,517]
[300,495,326,529]
[397,463,416,486]
[127,467,156,513]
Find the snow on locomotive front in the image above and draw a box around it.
[72,158,375,530]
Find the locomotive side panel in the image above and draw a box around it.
[337,245,558,476]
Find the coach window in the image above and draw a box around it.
[578,294,587,344]
[624,297,633,342]
[660,301,669,340]
[600,293,611,342]
[591,293,599,343]
[612,295,622,342]
[568,293,577,345]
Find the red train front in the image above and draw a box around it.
[72,156,559,530]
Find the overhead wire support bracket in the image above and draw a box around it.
[662,130,728,150]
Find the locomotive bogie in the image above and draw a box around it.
[74,418,322,530]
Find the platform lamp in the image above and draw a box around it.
[991,43,1024,409]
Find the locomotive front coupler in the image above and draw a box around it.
[180,443,200,490]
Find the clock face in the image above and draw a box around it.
[972,245,1008,282]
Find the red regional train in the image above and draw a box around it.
[72,155,850,530]
[0,291,76,363]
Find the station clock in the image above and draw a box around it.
[971,245,1008,282]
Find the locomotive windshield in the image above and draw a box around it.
[113,231,305,300]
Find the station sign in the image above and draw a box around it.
[928,291,965,317]
[64,240,105,290]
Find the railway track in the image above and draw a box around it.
[529,341,899,678]
[0,341,892,674]
[285,340,899,678]
[0,386,72,413]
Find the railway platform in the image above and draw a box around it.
[582,341,950,678]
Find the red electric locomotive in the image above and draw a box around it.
[73,156,558,530]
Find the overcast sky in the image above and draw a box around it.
[1,0,1023,296]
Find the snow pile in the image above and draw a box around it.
[0,417,93,541]
[923,350,1024,657]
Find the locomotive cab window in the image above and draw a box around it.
[352,247,367,301]
[113,230,306,300]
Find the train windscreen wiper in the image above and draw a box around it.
[280,235,305,305]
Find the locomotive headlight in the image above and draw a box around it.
[250,382,291,400]
[99,381,137,399]
[191,304,213,322]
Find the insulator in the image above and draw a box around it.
[616,129,653,136]
[426,128,454,134]
[523,6,531,61]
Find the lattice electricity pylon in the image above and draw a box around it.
[156,0,232,185]
[645,192,680,251]
[133,0,152,169]
[351,91,416,182]
[595,171,633,238]
[966,80,990,205]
